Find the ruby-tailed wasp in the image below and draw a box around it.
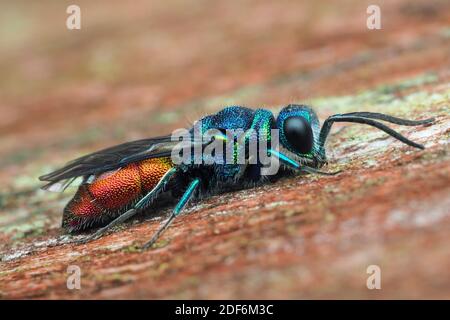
[39,105,434,248]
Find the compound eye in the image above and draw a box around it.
[283,116,313,154]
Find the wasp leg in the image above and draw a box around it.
[75,168,177,244]
[269,149,340,175]
[142,178,200,249]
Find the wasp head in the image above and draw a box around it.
[276,104,324,167]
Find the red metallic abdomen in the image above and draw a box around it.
[63,157,173,231]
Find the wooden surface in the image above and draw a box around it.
[0,0,449,299]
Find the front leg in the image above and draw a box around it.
[269,149,340,176]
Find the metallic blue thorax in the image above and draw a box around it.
[192,106,275,182]
[198,106,275,138]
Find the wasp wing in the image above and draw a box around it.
[39,135,193,191]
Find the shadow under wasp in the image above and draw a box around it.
[39,105,434,248]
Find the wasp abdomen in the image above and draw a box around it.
[63,158,173,232]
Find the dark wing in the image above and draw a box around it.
[39,135,180,189]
